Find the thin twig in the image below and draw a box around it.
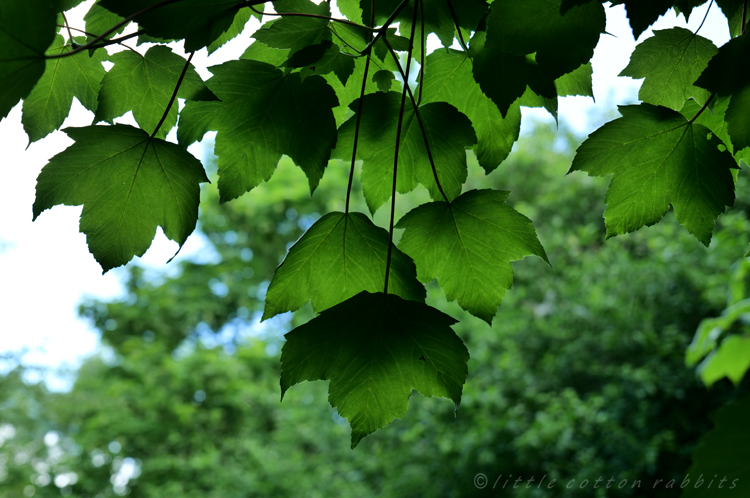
[445,0,469,52]
[151,51,194,140]
[345,0,376,214]
[418,0,425,105]
[61,12,75,41]
[384,0,420,295]
[383,35,450,203]
[360,0,412,56]
[688,93,716,124]
[694,0,714,35]
[56,25,140,54]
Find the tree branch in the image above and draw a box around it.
[150,51,194,140]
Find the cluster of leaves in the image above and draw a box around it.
[2,0,750,445]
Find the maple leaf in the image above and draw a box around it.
[84,0,127,44]
[280,291,469,448]
[21,36,107,143]
[332,92,477,213]
[0,0,57,120]
[33,125,208,272]
[263,212,425,320]
[178,59,339,202]
[253,0,330,53]
[569,104,736,246]
[94,45,216,139]
[396,189,548,324]
[620,27,717,111]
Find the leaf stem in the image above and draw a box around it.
[61,12,75,42]
[345,1,376,214]
[445,0,469,52]
[694,0,714,35]
[150,51,194,140]
[384,0,419,295]
[688,93,716,124]
[383,35,450,203]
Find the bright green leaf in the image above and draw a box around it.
[33,125,208,272]
[21,35,107,143]
[422,48,522,173]
[620,27,717,111]
[332,92,477,213]
[83,0,127,44]
[0,0,58,120]
[280,291,468,448]
[98,0,249,51]
[698,335,750,386]
[569,104,736,246]
[241,39,291,66]
[95,45,216,139]
[178,60,338,202]
[396,189,548,323]
[263,212,425,320]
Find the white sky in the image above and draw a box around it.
[0,2,732,390]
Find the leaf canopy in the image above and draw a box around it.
[33,125,208,272]
[280,291,469,448]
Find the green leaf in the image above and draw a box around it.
[554,62,594,97]
[322,56,383,127]
[372,70,395,92]
[94,45,216,139]
[280,291,468,448]
[569,104,736,246]
[673,0,710,20]
[610,0,674,39]
[98,0,249,51]
[84,0,127,44]
[0,0,58,120]
[681,97,732,151]
[21,35,107,143]
[726,87,750,151]
[396,189,548,324]
[716,0,750,37]
[619,27,717,110]
[682,396,750,498]
[178,60,338,202]
[59,0,87,11]
[206,7,253,55]
[698,335,750,386]
[253,0,330,53]
[421,48,522,174]
[687,298,750,366]
[33,125,209,272]
[486,0,605,80]
[295,41,356,85]
[332,92,477,214]
[263,212,425,320]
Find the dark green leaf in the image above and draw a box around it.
[372,69,395,92]
[59,0,86,11]
[241,39,291,66]
[682,396,750,497]
[486,0,605,80]
[725,87,750,151]
[263,212,425,320]
[21,35,107,143]
[0,0,58,120]
[297,41,356,85]
[422,48,521,173]
[610,0,675,39]
[95,45,216,139]
[98,0,248,51]
[620,27,717,110]
[673,0,710,21]
[33,125,208,272]
[178,60,338,202]
[332,92,477,213]
[569,104,736,246]
[396,189,548,323]
[716,0,750,37]
[280,291,468,448]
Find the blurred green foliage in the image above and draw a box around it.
[2,120,749,497]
